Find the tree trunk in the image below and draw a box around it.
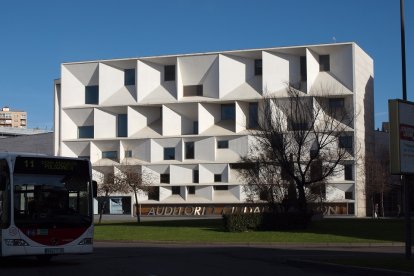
[297,184,307,213]
[98,193,108,224]
[134,192,140,223]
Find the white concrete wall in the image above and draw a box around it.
[99,63,124,104]
[162,105,181,136]
[170,165,194,184]
[235,101,248,133]
[94,108,117,138]
[195,137,216,161]
[198,103,220,133]
[137,60,162,101]
[196,186,213,201]
[219,54,251,98]
[306,49,319,92]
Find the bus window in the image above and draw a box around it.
[0,159,10,228]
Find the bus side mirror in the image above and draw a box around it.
[92,180,98,198]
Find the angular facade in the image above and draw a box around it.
[54,43,374,217]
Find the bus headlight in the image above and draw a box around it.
[78,238,93,245]
[4,239,29,246]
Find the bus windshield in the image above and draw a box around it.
[13,157,92,228]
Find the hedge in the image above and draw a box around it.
[223,212,312,232]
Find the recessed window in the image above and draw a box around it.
[160,174,170,184]
[193,121,198,134]
[164,65,176,81]
[345,191,353,200]
[214,185,228,190]
[187,186,195,195]
[164,147,175,160]
[78,126,94,138]
[185,142,194,159]
[214,174,222,182]
[300,56,307,81]
[217,140,229,149]
[319,55,330,72]
[117,114,128,137]
[248,102,258,129]
[339,136,353,149]
[171,186,180,195]
[124,69,135,86]
[148,186,159,200]
[85,85,99,104]
[329,98,344,109]
[254,59,262,76]
[344,164,353,180]
[183,85,203,97]
[102,151,118,160]
[221,104,235,120]
[125,150,132,158]
[193,169,199,183]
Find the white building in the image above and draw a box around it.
[54,42,374,217]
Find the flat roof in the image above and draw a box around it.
[62,42,358,65]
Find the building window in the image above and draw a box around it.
[164,65,176,81]
[102,151,118,160]
[344,164,353,180]
[254,59,262,76]
[117,114,128,137]
[171,186,180,195]
[187,186,195,195]
[345,191,353,200]
[183,85,203,97]
[300,56,307,81]
[125,150,132,158]
[248,102,258,129]
[193,169,199,183]
[164,147,175,160]
[339,136,353,149]
[185,142,194,159]
[193,121,198,134]
[319,55,330,72]
[78,126,94,138]
[329,98,344,109]
[214,185,228,190]
[78,156,90,160]
[85,85,99,104]
[160,174,170,184]
[148,186,159,200]
[214,174,222,182]
[124,69,135,86]
[221,104,235,121]
[217,140,229,149]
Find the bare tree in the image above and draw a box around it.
[238,85,355,213]
[95,171,128,224]
[364,150,393,217]
[116,165,155,223]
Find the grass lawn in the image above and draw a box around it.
[94,218,410,244]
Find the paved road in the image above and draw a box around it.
[0,242,409,276]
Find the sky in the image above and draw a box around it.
[0,0,412,130]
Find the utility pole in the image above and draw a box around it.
[400,0,411,260]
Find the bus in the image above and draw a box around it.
[0,152,97,261]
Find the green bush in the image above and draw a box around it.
[223,212,312,232]
[223,213,262,232]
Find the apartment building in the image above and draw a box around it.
[0,106,27,128]
[54,43,374,217]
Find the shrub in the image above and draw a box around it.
[223,212,312,232]
[223,213,262,232]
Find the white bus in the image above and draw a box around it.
[0,152,97,261]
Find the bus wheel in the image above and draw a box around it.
[36,255,53,262]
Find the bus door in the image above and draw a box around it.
[0,159,11,255]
